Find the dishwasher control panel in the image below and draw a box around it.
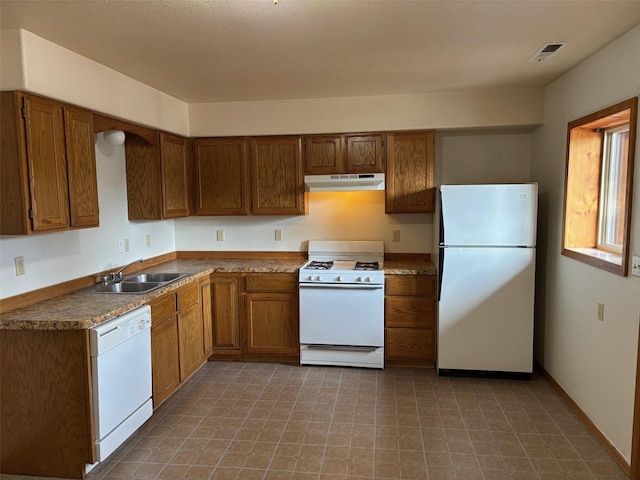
[89,305,152,356]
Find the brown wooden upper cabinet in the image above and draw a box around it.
[94,114,190,220]
[159,133,190,218]
[385,131,436,213]
[193,137,251,215]
[0,92,99,235]
[304,133,385,174]
[126,131,189,220]
[250,136,305,215]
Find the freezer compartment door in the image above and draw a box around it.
[437,247,535,373]
[440,184,537,247]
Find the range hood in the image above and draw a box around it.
[304,173,385,192]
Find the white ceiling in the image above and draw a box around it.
[1,0,640,104]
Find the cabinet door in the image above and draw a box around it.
[385,296,436,329]
[386,328,434,361]
[304,135,343,174]
[245,292,298,354]
[160,133,190,218]
[345,134,384,173]
[193,138,250,215]
[211,276,241,352]
[178,303,204,381]
[125,134,163,220]
[22,94,70,231]
[151,315,180,408]
[200,277,213,357]
[64,106,99,228]
[250,137,304,215]
[386,131,435,213]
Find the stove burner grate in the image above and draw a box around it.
[306,261,334,270]
[354,261,379,271]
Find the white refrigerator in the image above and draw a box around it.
[436,183,538,378]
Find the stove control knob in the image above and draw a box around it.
[365,277,371,282]
[315,276,321,281]
[306,275,313,281]
[336,276,342,282]
[356,276,362,282]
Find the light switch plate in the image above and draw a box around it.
[632,255,640,278]
[275,229,283,241]
[216,230,224,242]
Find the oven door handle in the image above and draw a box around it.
[299,283,383,290]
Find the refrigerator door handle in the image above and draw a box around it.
[438,247,444,301]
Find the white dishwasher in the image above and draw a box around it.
[89,305,153,463]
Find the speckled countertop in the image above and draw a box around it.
[383,259,437,276]
[0,257,435,331]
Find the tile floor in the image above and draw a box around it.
[2,362,629,480]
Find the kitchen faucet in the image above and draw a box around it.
[105,258,144,283]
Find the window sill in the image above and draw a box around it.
[562,247,624,275]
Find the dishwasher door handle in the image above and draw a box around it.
[299,283,383,290]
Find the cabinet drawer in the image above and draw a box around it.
[386,327,435,360]
[385,275,435,296]
[245,274,297,293]
[149,293,176,321]
[385,296,435,328]
[177,282,199,310]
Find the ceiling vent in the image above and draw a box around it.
[527,42,568,63]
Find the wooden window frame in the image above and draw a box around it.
[561,97,638,276]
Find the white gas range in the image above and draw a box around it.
[299,240,385,369]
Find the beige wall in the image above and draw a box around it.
[531,25,640,463]
[188,89,544,137]
[0,29,189,136]
[436,130,532,185]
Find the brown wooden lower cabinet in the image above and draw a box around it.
[210,273,299,361]
[0,329,94,479]
[385,274,436,366]
[245,292,298,354]
[244,274,299,356]
[150,279,209,408]
[177,282,204,380]
[151,314,180,407]
[210,275,242,353]
[200,276,213,356]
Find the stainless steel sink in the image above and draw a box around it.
[86,281,163,294]
[77,272,189,294]
[122,272,188,283]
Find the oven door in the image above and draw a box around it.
[299,282,384,347]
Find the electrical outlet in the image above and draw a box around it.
[632,255,640,278]
[597,302,605,321]
[145,234,151,248]
[216,230,225,242]
[118,240,125,254]
[275,229,283,241]
[392,230,400,242]
[123,237,130,252]
[14,256,25,276]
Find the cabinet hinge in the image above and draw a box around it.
[28,209,33,219]
[21,107,27,119]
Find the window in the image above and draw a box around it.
[562,97,637,276]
